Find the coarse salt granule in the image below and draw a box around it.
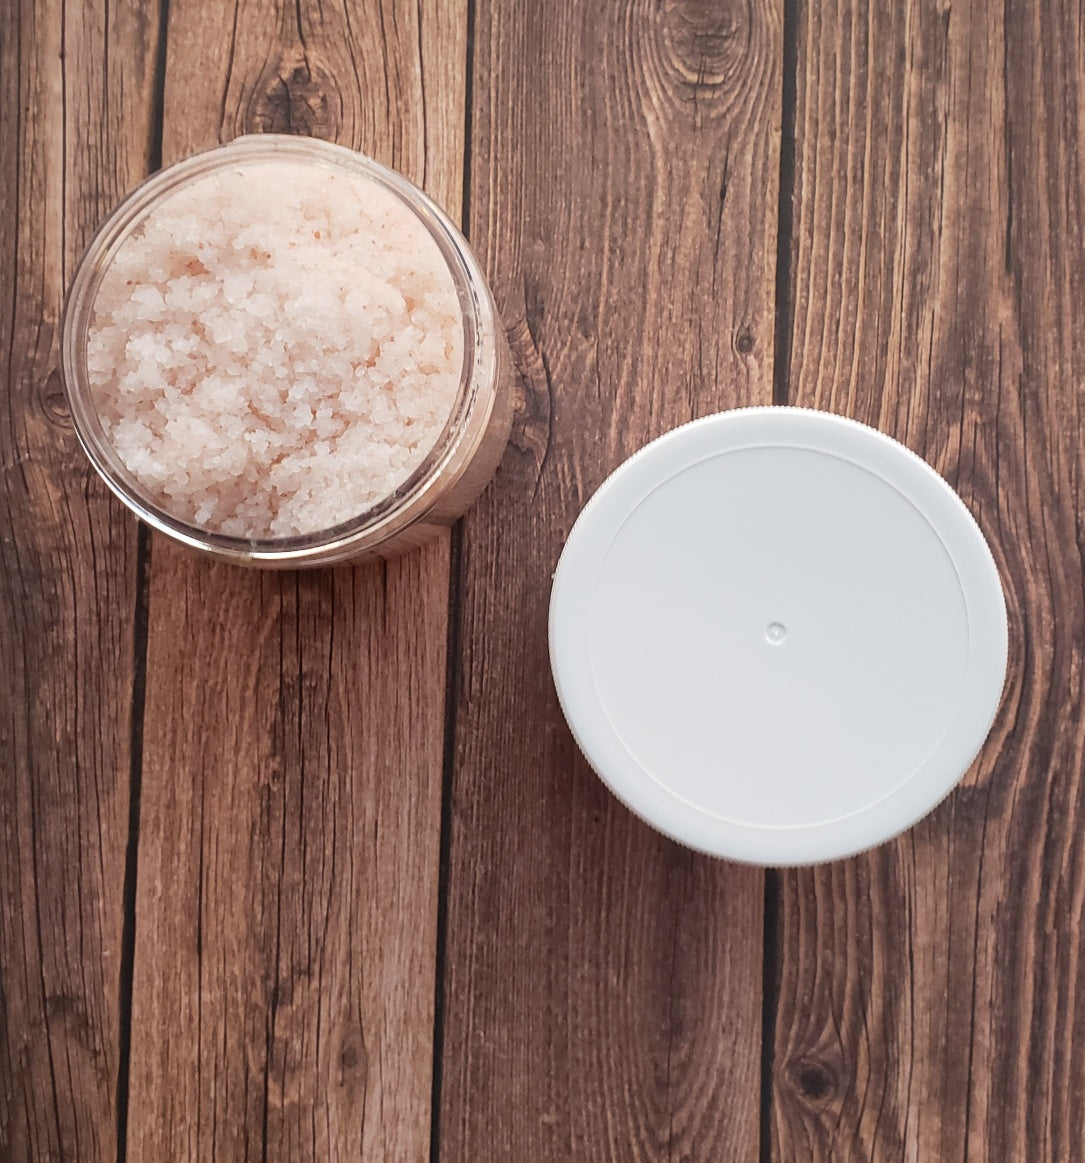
[86,159,464,539]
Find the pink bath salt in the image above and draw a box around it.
[86,159,464,538]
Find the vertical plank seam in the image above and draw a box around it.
[115,4,169,1150]
[430,524,464,1163]
[415,0,428,194]
[60,0,68,280]
[148,0,170,171]
[664,866,683,1162]
[115,523,152,1163]
[761,0,801,1144]
[759,869,782,1163]
[262,578,300,1163]
[431,4,475,1156]
[460,0,476,235]
[772,0,799,408]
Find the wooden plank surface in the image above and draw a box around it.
[123,1,466,1159]
[0,1,160,1158]
[769,0,1085,1159]
[439,1,782,1158]
[5,0,1085,1159]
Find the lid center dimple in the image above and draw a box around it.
[765,621,788,645]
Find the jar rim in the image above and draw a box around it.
[61,134,496,563]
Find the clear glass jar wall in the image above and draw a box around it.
[61,135,513,567]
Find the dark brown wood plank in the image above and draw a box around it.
[770,0,1085,1158]
[441,1,782,1158]
[125,2,466,1158]
[0,0,160,1158]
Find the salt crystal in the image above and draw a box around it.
[87,159,463,538]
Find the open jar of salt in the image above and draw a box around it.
[61,135,513,566]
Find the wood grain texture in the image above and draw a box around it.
[440,1,781,1158]
[769,0,1085,1159]
[125,2,465,1158]
[0,0,159,1158]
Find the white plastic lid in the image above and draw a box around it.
[549,407,1008,865]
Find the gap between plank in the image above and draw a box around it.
[115,523,152,1163]
[760,1,799,1157]
[147,0,169,175]
[115,0,168,1152]
[772,0,799,408]
[430,7,476,1158]
[758,869,782,1163]
[431,522,465,1163]
[460,0,476,238]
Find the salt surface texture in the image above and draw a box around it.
[86,159,464,539]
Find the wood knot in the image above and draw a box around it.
[788,1056,838,1104]
[657,0,748,91]
[506,281,553,472]
[338,1033,368,1093]
[42,993,95,1049]
[250,46,337,139]
[40,368,72,427]
[734,328,755,355]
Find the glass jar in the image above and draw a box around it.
[61,134,513,567]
